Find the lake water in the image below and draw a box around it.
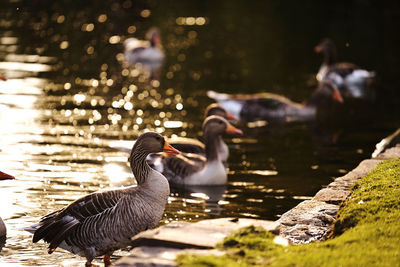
[0,1,399,266]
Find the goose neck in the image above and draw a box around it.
[323,50,336,66]
[204,132,221,162]
[130,149,151,185]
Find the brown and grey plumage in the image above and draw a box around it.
[25,132,179,267]
[151,116,242,186]
[207,81,344,123]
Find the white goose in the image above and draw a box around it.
[25,132,179,267]
[153,115,242,186]
[315,38,375,99]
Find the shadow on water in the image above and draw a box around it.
[0,0,399,266]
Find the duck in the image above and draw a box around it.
[0,171,14,240]
[25,132,180,267]
[207,81,344,123]
[315,38,375,99]
[152,115,243,186]
[123,28,164,78]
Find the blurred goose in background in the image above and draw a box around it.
[315,38,375,99]
[152,116,243,186]
[110,103,238,162]
[0,75,6,81]
[1,171,14,244]
[124,28,164,79]
[207,81,343,123]
[25,132,179,267]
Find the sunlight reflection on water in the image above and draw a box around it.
[0,1,395,266]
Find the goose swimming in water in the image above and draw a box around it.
[164,103,239,161]
[207,81,343,123]
[315,38,375,99]
[25,132,179,267]
[124,28,164,79]
[152,115,242,186]
[110,103,238,162]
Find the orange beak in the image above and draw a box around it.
[225,123,243,135]
[225,112,239,121]
[332,89,344,103]
[314,45,322,53]
[0,171,14,180]
[153,34,161,45]
[162,141,180,156]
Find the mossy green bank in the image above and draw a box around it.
[177,158,400,267]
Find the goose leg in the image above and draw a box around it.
[85,261,92,267]
[104,255,112,266]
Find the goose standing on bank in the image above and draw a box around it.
[153,116,243,186]
[124,28,164,79]
[25,132,179,267]
[0,171,14,241]
[315,38,375,99]
[207,81,343,123]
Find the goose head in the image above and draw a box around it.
[0,171,14,180]
[202,115,242,161]
[205,103,238,121]
[307,81,344,107]
[315,38,337,66]
[146,28,161,47]
[130,132,179,160]
[203,115,243,137]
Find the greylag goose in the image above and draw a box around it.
[110,104,238,161]
[124,28,164,78]
[25,132,179,267]
[315,38,375,99]
[0,171,14,240]
[207,81,343,123]
[164,103,238,160]
[152,115,242,186]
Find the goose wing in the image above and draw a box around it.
[329,62,359,77]
[167,137,205,155]
[162,153,206,183]
[32,189,124,253]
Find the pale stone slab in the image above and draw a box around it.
[130,217,278,249]
[115,246,224,267]
[375,146,400,159]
